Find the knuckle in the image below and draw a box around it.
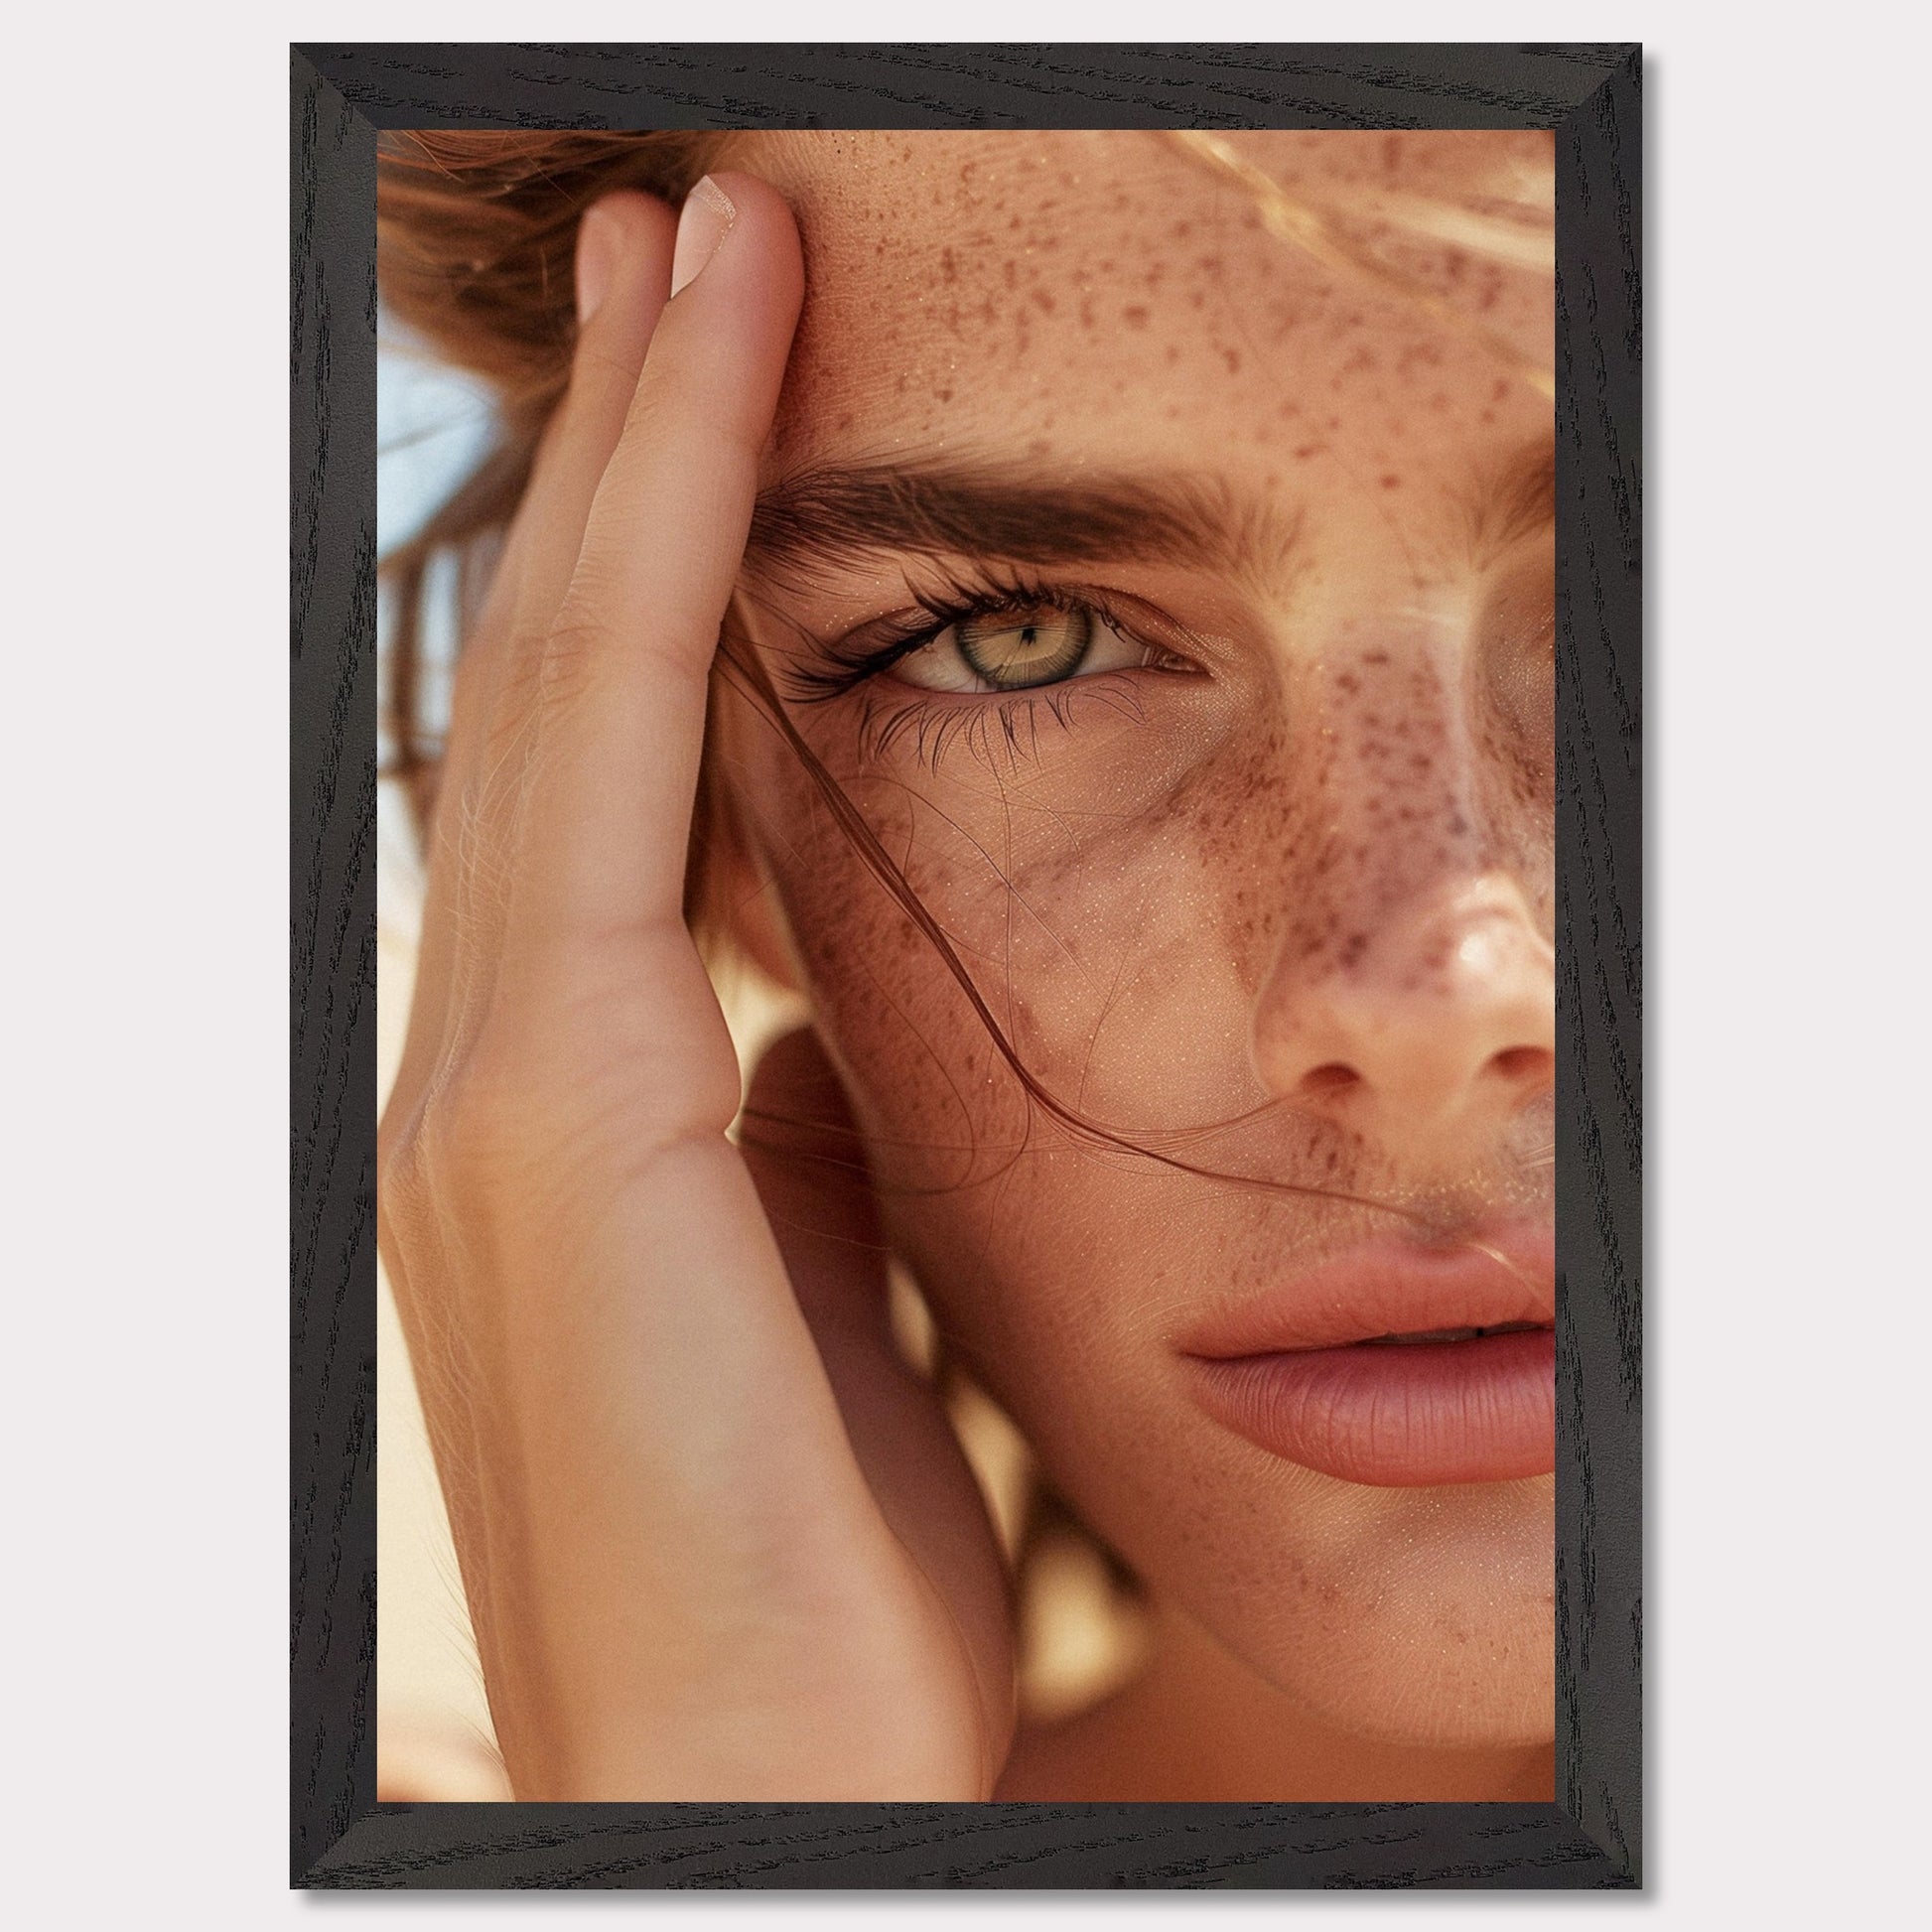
[612,367,674,447]
[380,1024,535,1212]
[465,614,603,783]
[376,1101,440,1261]
[569,339,647,402]
[420,1029,540,1183]
[530,595,617,720]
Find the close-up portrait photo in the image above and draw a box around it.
[371,119,1567,1812]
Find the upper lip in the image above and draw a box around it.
[1175,1220,1555,1358]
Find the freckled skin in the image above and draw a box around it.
[715,131,1557,1754]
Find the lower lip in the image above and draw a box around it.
[1186,1327,1555,1486]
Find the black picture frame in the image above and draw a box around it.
[292,41,1642,1890]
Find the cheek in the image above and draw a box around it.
[727,712,1035,1187]
[742,694,1316,1157]
[723,703,1299,1395]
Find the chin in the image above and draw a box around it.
[1256,1605,1559,1751]
[1202,1469,1559,1750]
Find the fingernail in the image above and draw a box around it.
[575,203,621,325]
[670,176,736,298]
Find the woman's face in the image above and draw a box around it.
[720,130,1558,1746]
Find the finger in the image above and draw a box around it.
[498,171,804,959]
[465,191,681,725]
[389,193,680,1123]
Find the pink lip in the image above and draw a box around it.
[1176,1223,1556,1486]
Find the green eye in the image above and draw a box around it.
[953,607,1093,689]
[886,598,1155,696]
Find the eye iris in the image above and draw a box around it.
[955,606,1092,689]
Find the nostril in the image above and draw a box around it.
[1491,1045,1551,1084]
[1300,1061,1362,1099]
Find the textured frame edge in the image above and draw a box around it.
[290,41,1641,1890]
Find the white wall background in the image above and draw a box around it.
[8,10,1926,1926]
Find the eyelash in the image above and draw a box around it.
[864,675,1152,770]
[781,567,1106,697]
[778,566,1179,769]
[780,560,1197,768]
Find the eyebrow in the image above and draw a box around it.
[747,442,1554,585]
[747,463,1304,589]
[1466,439,1556,566]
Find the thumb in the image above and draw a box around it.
[740,1025,1019,1786]
[738,1027,893,1337]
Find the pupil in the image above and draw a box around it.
[957,605,1091,688]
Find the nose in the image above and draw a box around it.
[1251,869,1555,1156]
[1244,605,1554,1159]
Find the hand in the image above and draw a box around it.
[376,177,1017,1801]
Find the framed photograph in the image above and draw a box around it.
[292,41,1641,1889]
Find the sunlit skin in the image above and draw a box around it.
[377,129,1557,1804]
[715,132,1556,1790]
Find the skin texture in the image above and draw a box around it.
[378,131,1557,1803]
[715,132,1557,1783]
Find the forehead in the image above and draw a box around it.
[736,129,1553,491]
